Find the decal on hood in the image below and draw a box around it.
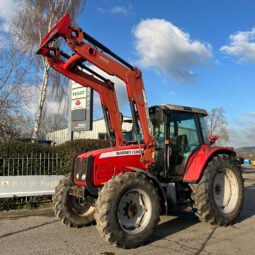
[99,149,143,159]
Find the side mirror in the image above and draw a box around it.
[209,135,218,145]
[155,108,164,124]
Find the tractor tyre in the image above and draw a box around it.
[53,175,95,227]
[94,172,160,249]
[189,154,244,226]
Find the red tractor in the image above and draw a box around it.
[37,14,244,249]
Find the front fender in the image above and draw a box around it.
[183,145,236,182]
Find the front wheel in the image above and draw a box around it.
[53,175,95,227]
[94,172,160,249]
[190,154,244,226]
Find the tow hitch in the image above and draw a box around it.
[69,185,85,199]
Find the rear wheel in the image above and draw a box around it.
[53,175,95,227]
[94,172,160,248]
[190,154,244,226]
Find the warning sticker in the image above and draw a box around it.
[2,181,9,188]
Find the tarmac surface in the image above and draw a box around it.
[0,165,255,255]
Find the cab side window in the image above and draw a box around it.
[169,112,200,175]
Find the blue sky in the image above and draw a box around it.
[1,0,255,147]
[77,0,255,148]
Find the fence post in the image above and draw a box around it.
[48,153,50,175]
[22,155,24,176]
[40,153,42,175]
[7,158,10,176]
[44,153,46,175]
[27,155,29,175]
[12,157,14,176]
[17,154,19,176]
[3,159,5,176]
[56,153,58,175]
[31,152,33,175]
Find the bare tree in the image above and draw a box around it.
[39,112,67,139]
[207,107,229,145]
[0,45,33,141]
[11,0,86,141]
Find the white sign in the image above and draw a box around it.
[72,98,86,110]
[74,122,86,129]
[72,82,84,89]
[0,176,64,198]
[2,181,8,188]
[72,87,86,100]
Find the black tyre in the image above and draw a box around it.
[94,172,160,249]
[53,175,95,227]
[190,154,244,226]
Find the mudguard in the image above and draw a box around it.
[183,145,236,182]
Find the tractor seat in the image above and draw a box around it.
[176,134,188,153]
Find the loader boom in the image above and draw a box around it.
[36,14,155,166]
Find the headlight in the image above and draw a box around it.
[81,174,86,180]
[76,173,79,180]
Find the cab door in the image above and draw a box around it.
[168,112,201,176]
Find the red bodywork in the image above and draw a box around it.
[184,145,235,182]
[76,144,146,186]
[73,144,235,186]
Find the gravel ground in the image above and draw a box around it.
[0,166,254,255]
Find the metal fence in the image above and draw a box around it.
[0,153,64,210]
[0,153,63,176]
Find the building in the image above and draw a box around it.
[46,117,132,145]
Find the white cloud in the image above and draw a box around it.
[0,0,16,20]
[45,99,67,116]
[85,65,130,116]
[133,19,212,83]
[97,5,132,16]
[96,7,105,14]
[0,0,16,30]
[243,111,255,118]
[228,119,255,148]
[22,85,67,116]
[0,0,17,48]
[220,28,255,64]
[111,6,129,15]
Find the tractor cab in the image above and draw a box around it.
[124,104,210,181]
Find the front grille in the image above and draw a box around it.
[73,157,87,182]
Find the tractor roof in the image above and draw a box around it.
[153,104,208,115]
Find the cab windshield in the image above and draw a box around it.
[123,114,156,144]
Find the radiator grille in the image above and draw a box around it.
[74,157,87,182]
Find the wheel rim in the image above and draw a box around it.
[213,168,239,214]
[117,189,152,234]
[70,196,94,216]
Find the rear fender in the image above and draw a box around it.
[183,145,236,182]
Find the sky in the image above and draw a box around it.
[1,0,255,148]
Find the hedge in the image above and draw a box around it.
[54,139,110,174]
[0,139,110,175]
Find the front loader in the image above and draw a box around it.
[37,14,244,249]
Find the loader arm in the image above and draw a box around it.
[36,14,155,166]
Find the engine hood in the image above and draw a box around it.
[75,144,147,186]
